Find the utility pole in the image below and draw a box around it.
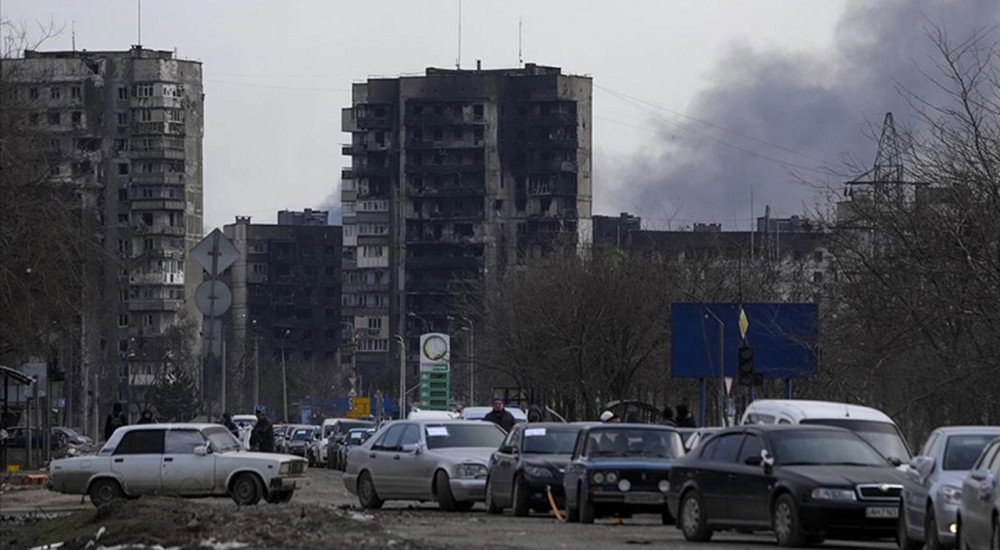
[703,307,725,427]
[395,335,405,419]
[253,326,260,409]
[280,329,290,423]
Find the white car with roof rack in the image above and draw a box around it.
[47,423,307,506]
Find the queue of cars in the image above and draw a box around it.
[43,397,1000,549]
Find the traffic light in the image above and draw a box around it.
[738,345,754,387]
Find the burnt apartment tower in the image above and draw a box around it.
[12,47,204,434]
[341,63,592,404]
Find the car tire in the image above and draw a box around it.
[485,476,503,515]
[926,506,944,550]
[231,473,263,506]
[990,516,998,550]
[88,478,123,507]
[454,501,475,512]
[358,471,384,509]
[578,486,595,524]
[899,503,923,550]
[565,486,580,523]
[679,491,712,542]
[773,494,806,547]
[512,475,530,517]
[662,507,675,525]
[436,471,458,512]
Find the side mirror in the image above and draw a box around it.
[400,443,424,454]
[888,456,903,467]
[194,445,210,456]
[745,455,763,466]
[969,469,988,482]
[761,449,775,469]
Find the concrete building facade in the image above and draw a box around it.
[8,47,204,433]
[223,216,342,415]
[341,63,592,403]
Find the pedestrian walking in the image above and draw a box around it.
[484,397,516,432]
[249,408,275,452]
[104,402,128,441]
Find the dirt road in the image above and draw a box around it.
[1,467,898,550]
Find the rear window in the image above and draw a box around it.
[336,421,375,435]
[943,434,999,471]
[425,423,506,450]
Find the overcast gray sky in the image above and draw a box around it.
[5,0,994,231]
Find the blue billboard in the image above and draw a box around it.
[670,303,818,380]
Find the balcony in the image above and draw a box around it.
[130,199,186,211]
[129,148,186,160]
[404,163,485,174]
[354,165,393,177]
[406,233,477,246]
[130,173,186,185]
[128,298,184,312]
[407,183,485,197]
[341,168,355,180]
[529,160,577,173]
[134,224,186,236]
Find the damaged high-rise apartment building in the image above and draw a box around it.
[7,47,204,434]
[340,63,592,402]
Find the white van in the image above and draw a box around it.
[741,399,912,461]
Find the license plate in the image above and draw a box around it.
[865,506,898,518]
[625,493,664,504]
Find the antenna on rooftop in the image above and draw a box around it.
[137,0,142,46]
[456,0,462,69]
[518,16,523,66]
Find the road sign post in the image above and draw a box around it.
[191,229,239,416]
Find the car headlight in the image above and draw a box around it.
[279,462,290,475]
[454,463,488,479]
[618,479,631,492]
[525,466,552,479]
[940,484,962,505]
[811,487,856,501]
[592,472,605,484]
[658,480,671,493]
[605,472,619,484]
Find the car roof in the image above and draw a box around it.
[118,423,222,431]
[385,419,502,426]
[932,426,1000,436]
[584,423,681,432]
[744,399,895,423]
[516,422,581,429]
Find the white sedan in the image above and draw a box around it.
[344,419,506,511]
[47,423,307,506]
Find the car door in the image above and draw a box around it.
[904,431,941,533]
[962,441,1000,549]
[390,424,425,497]
[492,426,521,504]
[728,431,771,526]
[111,429,165,494]
[368,424,407,497]
[160,429,215,495]
[697,432,745,522]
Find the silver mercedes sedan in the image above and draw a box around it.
[343,419,507,511]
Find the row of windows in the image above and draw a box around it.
[343,270,386,285]
[28,111,83,127]
[358,338,389,352]
[24,85,82,101]
[341,293,388,308]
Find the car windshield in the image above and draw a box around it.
[336,421,375,436]
[425,423,506,450]
[771,429,889,466]
[521,427,581,454]
[800,419,911,460]
[584,428,685,458]
[943,434,998,470]
[292,429,314,441]
[205,426,242,453]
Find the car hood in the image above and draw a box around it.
[428,447,494,465]
[584,457,676,470]
[523,454,573,470]
[219,450,302,462]
[781,465,904,486]
[935,471,968,488]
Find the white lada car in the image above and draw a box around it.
[47,423,307,506]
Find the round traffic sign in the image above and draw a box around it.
[195,280,233,316]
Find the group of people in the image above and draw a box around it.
[598,403,697,427]
[220,409,275,452]
[102,402,159,440]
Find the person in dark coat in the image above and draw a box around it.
[483,397,516,432]
[220,412,239,438]
[249,409,275,452]
[675,404,697,427]
[137,409,156,424]
[104,402,128,441]
[661,406,677,427]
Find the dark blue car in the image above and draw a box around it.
[485,422,585,516]
[563,424,685,524]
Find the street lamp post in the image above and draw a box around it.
[448,315,475,405]
[394,334,405,419]
[703,308,725,427]
[280,329,290,423]
[251,319,260,410]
